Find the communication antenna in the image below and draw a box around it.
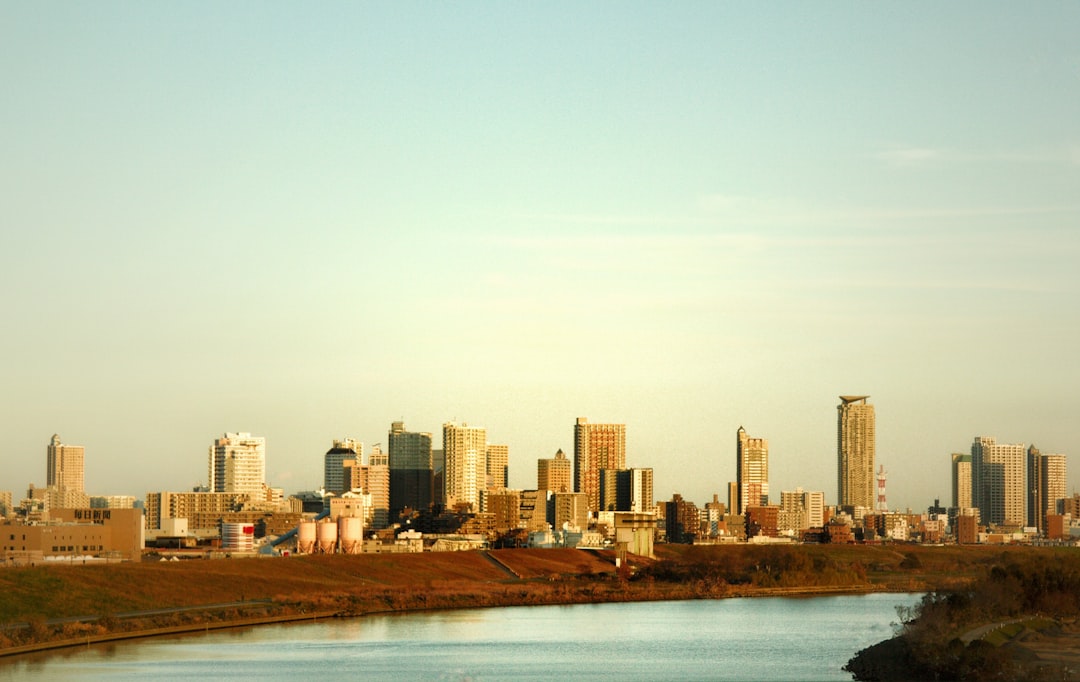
[876,465,888,513]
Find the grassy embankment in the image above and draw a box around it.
[0,543,1050,657]
[845,546,1080,681]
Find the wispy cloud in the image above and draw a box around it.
[874,143,1080,167]
[875,147,943,164]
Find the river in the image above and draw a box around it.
[1,593,921,681]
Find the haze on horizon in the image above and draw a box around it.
[2,4,1078,512]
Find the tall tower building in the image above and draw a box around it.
[736,426,769,515]
[388,421,434,517]
[47,434,85,493]
[343,457,391,529]
[630,467,654,513]
[951,453,973,510]
[971,436,1026,528]
[538,449,572,493]
[1028,446,1066,534]
[837,396,875,509]
[574,418,626,514]
[486,444,509,490]
[208,432,266,495]
[442,422,487,512]
[325,438,362,494]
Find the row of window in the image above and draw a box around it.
[50,545,103,552]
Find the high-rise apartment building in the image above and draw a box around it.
[443,422,487,512]
[736,427,769,515]
[324,438,362,494]
[837,396,875,509]
[343,458,390,529]
[538,449,572,493]
[631,467,654,514]
[574,418,626,514]
[951,453,973,510]
[208,432,266,495]
[388,421,434,516]
[47,434,85,493]
[1027,446,1066,534]
[778,488,825,533]
[971,436,1025,528]
[487,444,509,490]
[598,467,654,513]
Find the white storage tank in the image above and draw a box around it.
[296,520,317,554]
[221,522,255,553]
[316,519,338,554]
[338,516,363,555]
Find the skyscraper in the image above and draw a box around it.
[486,444,509,490]
[736,426,768,515]
[443,422,487,512]
[837,396,875,509]
[388,421,434,517]
[971,436,1025,528]
[574,418,626,514]
[1028,446,1066,534]
[208,432,265,495]
[537,449,572,493]
[47,434,84,493]
[951,453,973,510]
[324,438,362,494]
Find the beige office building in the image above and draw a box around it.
[47,434,85,493]
[1,507,143,564]
[443,422,487,512]
[538,449,572,493]
[837,396,875,509]
[574,418,626,514]
[209,432,266,495]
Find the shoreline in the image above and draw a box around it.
[0,581,910,662]
[4,542,1025,664]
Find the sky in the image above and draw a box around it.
[2,4,1079,512]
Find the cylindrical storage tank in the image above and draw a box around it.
[338,516,363,555]
[316,519,338,554]
[296,521,317,554]
[221,522,255,552]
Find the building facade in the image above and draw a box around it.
[47,434,85,493]
[324,438,362,495]
[736,426,769,515]
[486,444,509,490]
[208,432,266,495]
[951,453,973,510]
[538,449,572,493]
[1027,446,1066,534]
[837,396,875,509]
[443,422,487,512]
[971,436,1026,528]
[573,418,626,514]
[388,421,434,517]
[343,458,390,529]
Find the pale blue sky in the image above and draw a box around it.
[2,4,1078,510]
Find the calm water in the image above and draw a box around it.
[1,594,920,681]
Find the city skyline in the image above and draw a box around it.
[2,5,1079,509]
[6,410,1074,518]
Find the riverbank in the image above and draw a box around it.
[0,543,1049,661]
[845,548,1080,681]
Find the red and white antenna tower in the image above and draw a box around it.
[876,465,888,513]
